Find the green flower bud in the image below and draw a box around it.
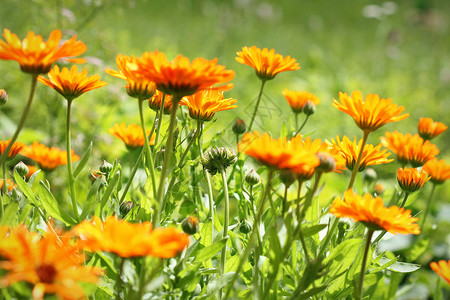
[279,170,297,187]
[11,188,22,202]
[182,216,199,235]
[239,219,252,234]
[99,160,113,174]
[316,152,336,173]
[120,201,136,216]
[245,169,261,186]
[302,100,316,116]
[232,118,246,135]
[0,89,7,105]
[363,168,377,184]
[14,161,29,178]
[201,147,237,175]
[155,147,165,169]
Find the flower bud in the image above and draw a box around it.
[201,147,237,175]
[245,169,261,186]
[182,216,199,235]
[120,201,136,216]
[279,170,297,187]
[363,168,377,184]
[232,118,246,135]
[302,100,316,116]
[0,89,7,105]
[14,161,29,178]
[374,183,384,196]
[11,188,22,201]
[155,147,165,169]
[99,160,113,174]
[316,152,336,173]
[239,219,252,234]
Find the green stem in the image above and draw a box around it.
[223,171,274,300]
[247,80,266,132]
[116,257,126,300]
[348,131,370,190]
[119,148,144,204]
[0,74,38,166]
[154,93,166,148]
[400,192,410,208]
[420,183,436,228]
[357,230,374,300]
[219,168,230,296]
[197,121,214,230]
[295,115,310,135]
[282,185,289,216]
[66,100,79,222]
[154,97,180,227]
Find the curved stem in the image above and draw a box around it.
[400,192,410,208]
[154,97,180,227]
[220,168,230,278]
[247,80,266,132]
[0,74,38,166]
[138,99,157,199]
[357,229,374,300]
[119,148,144,204]
[348,131,370,190]
[154,93,166,148]
[197,121,214,230]
[420,183,436,228]
[294,115,310,136]
[66,100,79,222]
[282,185,289,216]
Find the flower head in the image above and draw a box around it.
[38,65,107,101]
[430,260,450,284]
[418,118,447,140]
[328,136,393,172]
[423,158,450,184]
[0,179,16,192]
[330,189,420,234]
[381,131,439,167]
[136,50,235,98]
[180,88,237,122]
[72,216,189,258]
[109,123,155,149]
[333,91,408,134]
[238,131,320,178]
[148,90,174,114]
[235,46,300,81]
[0,29,86,74]
[0,140,26,160]
[106,53,156,99]
[283,89,319,114]
[397,167,430,193]
[0,225,101,300]
[21,142,79,172]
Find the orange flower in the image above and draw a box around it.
[330,189,420,234]
[0,140,25,159]
[72,216,189,258]
[328,136,393,172]
[106,53,156,99]
[282,89,319,114]
[148,90,174,114]
[26,165,40,179]
[430,260,450,284]
[109,123,156,149]
[333,91,408,134]
[0,29,86,74]
[423,158,450,184]
[0,226,101,300]
[21,142,79,172]
[0,179,16,192]
[180,88,237,122]
[136,50,235,98]
[238,131,320,177]
[397,167,430,193]
[235,46,300,81]
[381,131,439,167]
[418,118,447,140]
[38,65,106,101]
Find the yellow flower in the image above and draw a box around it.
[235,46,300,81]
[430,260,450,284]
[148,90,175,114]
[21,142,79,172]
[180,87,237,122]
[282,89,319,114]
[333,91,408,134]
[72,216,189,258]
[423,158,450,184]
[418,117,447,140]
[330,189,420,234]
[136,50,235,98]
[238,131,320,177]
[328,136,393,172]
[381,131,439,167]
[0,29,86,74]
[397,167,430,193]
[105,53,156,99]
[0,140,25,160]
[109,123,156,149]
[38,65,107,101]
[0,225,101,300]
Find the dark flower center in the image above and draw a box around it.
[36,264,57,283]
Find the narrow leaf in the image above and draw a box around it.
[79,178,102,220]
[73,142,93,178]
[194,237,227,262]
[38,181,77,226]
[99,171,120,214]
[14,171,38,205]
[1,200,19,225]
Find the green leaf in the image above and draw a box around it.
[371,256,399,273]
[14,170,38,205]
[200,219,213,247]
[379,258,421,273]
[1,200,19,225]
[38,181,77,226]
[73,142,93,179]
[99,171,120,214]
[303,224,328,237]
[193,237,227,262]
[79,178,102,220]
[206,272,235,296]
[225,254,240,273]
